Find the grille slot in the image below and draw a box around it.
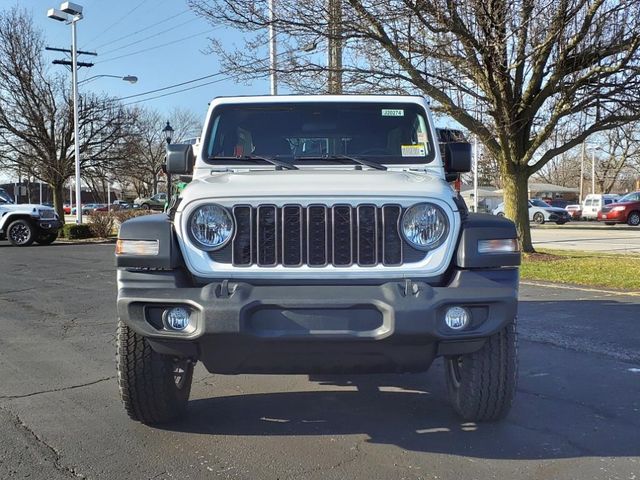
[228,204,408,267]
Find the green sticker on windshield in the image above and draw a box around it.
[382,109,404,117]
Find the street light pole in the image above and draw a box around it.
[580,142,585,203]
[48,2,84,224]
[71,15,82,224]
[268,0,277,95]
[591,148,596,195]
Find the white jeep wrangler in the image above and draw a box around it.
[115,95,520,425]
[0,188,61,246]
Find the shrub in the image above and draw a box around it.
[89,211,116,238]
[62,223,92,239]
[113,209,155,233]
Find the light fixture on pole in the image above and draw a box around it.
[48,1,84,224]
[162,121,174,145]
[78,74,138,85]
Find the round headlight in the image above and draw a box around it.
[188,204,234,250]
[401,203,449,250]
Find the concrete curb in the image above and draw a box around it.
[532,223,638,231]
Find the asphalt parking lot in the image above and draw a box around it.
[1,242,639,479]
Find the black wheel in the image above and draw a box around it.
[116,320,194,424]
[533,212,545,224]
[627,211,640,226]
[496,212,505,217]
[7,219,36,246]
[605,222,616,226]
[35,232,58,245]
[141,203,151,211]
[445,320,518,422]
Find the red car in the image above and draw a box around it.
[565,204,582,219]
[63,204,71,214]
[597,191,640,226]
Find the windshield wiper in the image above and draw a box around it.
[208,155,298,170]
[297,154,387,171]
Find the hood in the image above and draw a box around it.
[180,169,455,204]
[544,206,569,213]
[0,203,55,212]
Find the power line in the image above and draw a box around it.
[92,9,190,52]
[97,29,213,64]
[123,75,233,106]
[82,0,151,48]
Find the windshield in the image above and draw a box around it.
[619,192,640,203]
[0,190,13,204]
[530,199,549,208]
[205,102,435,166]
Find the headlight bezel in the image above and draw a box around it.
[400,202,450,251]
[187,203,235,251]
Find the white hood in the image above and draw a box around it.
[179,169,456,206]
[0,203,54,212]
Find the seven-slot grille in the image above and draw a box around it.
[39,209,55,219]
[229,204,405,267]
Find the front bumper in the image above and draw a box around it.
[117,268,518,374]
[598,210,624,222]
[37,218,62,231]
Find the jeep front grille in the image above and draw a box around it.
[227,204,407,267]
[39,209,55,219]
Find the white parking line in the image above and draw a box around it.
[521,280,640,297]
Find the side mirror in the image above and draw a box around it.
[442,142,472,182]
[166,144,195,175]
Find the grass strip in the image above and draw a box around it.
[521,249,640,291]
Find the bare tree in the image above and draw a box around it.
[0,7,136,219]
[115,107,201,196]
[592,124,640,193]
[189,0,640,251]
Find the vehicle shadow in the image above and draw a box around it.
[158,353,639,460]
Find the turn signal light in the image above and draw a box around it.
[477,238,519,254]
[115,239,159,256]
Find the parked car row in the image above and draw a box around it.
[492,191,640,227]
[63,201,134,215]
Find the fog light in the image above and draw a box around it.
[164,307,191,331]
[445,306,470,330]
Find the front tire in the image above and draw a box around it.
[533,212,545,224]
[116,320,194,424]
[627,211,640,226]
[141,203,151,211]
[445,320,518,422]
[7,219,36,246]
[35,232,58,245]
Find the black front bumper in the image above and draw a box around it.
[117,269,518,374]
[37,218,62,231]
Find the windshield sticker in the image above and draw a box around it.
[382,109,404,117]
[417,132,427,144]
[401,145,427,157]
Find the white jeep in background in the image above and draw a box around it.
[115,95,521,425]
[0,188,61,246]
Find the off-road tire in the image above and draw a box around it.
[533,212,545,224]
[7,218,36,246]
[35,232,58,245]
[116,320,194,424]
[445,320,518,422]
[627,211,640,226]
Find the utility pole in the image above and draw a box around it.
[268,0,277,95]
[580,142,585,203]
[327,0,343,94]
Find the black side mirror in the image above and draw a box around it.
[442,143,472,182]
[166,144,195,175]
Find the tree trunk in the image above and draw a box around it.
[502,171,534,253]
[52,182,65,223]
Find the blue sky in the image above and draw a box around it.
[8,0,271,118]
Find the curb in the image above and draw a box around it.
[521,280,640,296]
[532,224,638,231]
[55,238,116,245]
